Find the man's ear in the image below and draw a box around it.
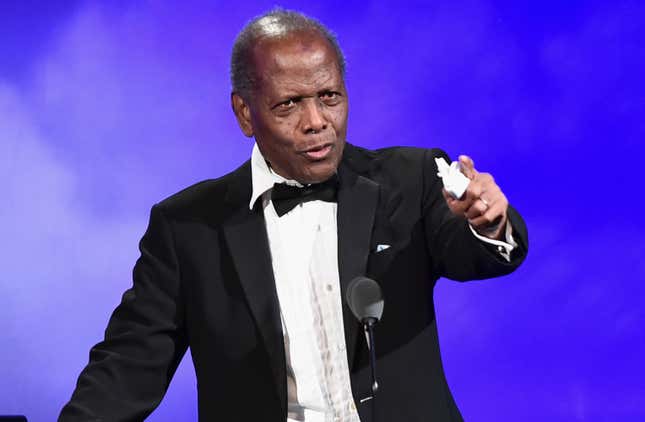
[231,92,254,137]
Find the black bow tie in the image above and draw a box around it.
[271,175,339,217]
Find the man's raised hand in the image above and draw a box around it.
[441,155,508,240]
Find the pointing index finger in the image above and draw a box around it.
[458,155,477,180]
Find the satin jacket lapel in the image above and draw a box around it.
[222,164,286,417]
[337,160,379,371]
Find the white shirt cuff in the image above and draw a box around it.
[468,221,517,262]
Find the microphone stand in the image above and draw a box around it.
[363,317,379,395]
[363,317,379,422]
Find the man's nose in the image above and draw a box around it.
[301,99,327,134]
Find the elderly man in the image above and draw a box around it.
[60,9,527,422]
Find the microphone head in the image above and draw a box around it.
[345,276,384,323]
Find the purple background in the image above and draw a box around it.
[1,1,644,421]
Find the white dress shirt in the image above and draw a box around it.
[248,143,516,422]
[250,144,359,422]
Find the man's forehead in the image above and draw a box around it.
[252,31,338,72]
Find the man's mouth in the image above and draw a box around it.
[302,143,333,161]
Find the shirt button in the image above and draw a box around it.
[497,246,504,252]
[326,284,333,292]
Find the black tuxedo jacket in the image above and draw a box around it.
[60,144,528,421]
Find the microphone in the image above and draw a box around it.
[346,276,383,395]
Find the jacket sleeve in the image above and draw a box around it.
[59,204,188,421]
[421,148,529,281]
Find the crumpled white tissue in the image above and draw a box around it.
[435,157,470,199]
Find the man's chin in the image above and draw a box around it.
[298,162,338,184]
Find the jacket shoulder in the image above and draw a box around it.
[343,143,450,180]
[154,160,251,222]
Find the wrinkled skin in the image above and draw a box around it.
[232,30,348,184]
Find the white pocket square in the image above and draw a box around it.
[376,244,391,253]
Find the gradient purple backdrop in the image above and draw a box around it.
[1,1,643,421]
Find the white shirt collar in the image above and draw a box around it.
[249,143,303,210]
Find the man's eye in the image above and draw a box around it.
[321,92,338,99]
[276,99,296,109]
[320,91,341,104]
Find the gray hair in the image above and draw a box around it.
[230,8,346,99]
